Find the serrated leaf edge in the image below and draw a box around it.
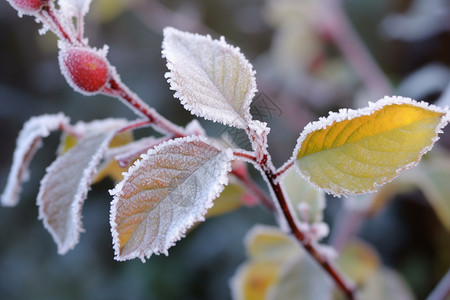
[109,135,233,262]
[288,96,450,197]
[162,26,257,129]
[1,113,70,207]
[37,130,118,254]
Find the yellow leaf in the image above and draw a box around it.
[294,96,449,196]
[231,226,298,300]
[235,261,281,300]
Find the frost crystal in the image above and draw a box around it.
[1,113,69,207]
[162,27,257,129]
[110,136,232,261]
[38,129,119,254]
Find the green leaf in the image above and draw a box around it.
[293,96,449,196]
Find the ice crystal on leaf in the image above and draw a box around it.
[1,113,69,207]
[162,27,257,129]
[37,119,127,254]
[109,136,232,262]
[292,96,450,196]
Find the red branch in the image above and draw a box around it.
[264,164,356,299]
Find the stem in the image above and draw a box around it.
[263,165,356,299]
[41,6,77,45]
[275,160,295,177]
[322,0,392,96]
[233,150,258,163]
[243,122,356,298]
[103,78,186,138]
[118,119,153,133]
[427,268,450,300]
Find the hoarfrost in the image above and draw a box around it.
[162,27,257,129]
[1,113,69,207]
[109,136,232,261]
[37,129,119,254]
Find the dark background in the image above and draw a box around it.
[0,0,449,299]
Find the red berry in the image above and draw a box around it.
[8,0,47,14]
[59,47,110,95]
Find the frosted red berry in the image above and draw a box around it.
[8,0,47,14]
[60,47,110,95]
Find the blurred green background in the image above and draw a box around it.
[0,0,449,299]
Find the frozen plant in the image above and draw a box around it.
[2,1,450,299]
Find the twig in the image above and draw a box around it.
[102,78,186,137]
[243,124,357,299]
[263,163,356,299]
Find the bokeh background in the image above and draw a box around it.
[0,0,449,299]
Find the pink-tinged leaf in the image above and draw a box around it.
[37,125,121,254]
[110,136,232,261]
[162,27,257,129]
[1,113,69,207]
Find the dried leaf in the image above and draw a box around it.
[1,113,69,207]
[110,136,232,261]
[162,27,257,129]
[38,128,120,254]
[293,96,449,196]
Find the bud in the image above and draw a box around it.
[7,0,47,15]
[59,47,110,95]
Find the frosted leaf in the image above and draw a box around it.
[1,113,69,207]
[162,27,257,129]
[59,0,93,18]
[110,136,232,261]
[292,96,450,196]
[37,130,118,254]
[70,118,128,136]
